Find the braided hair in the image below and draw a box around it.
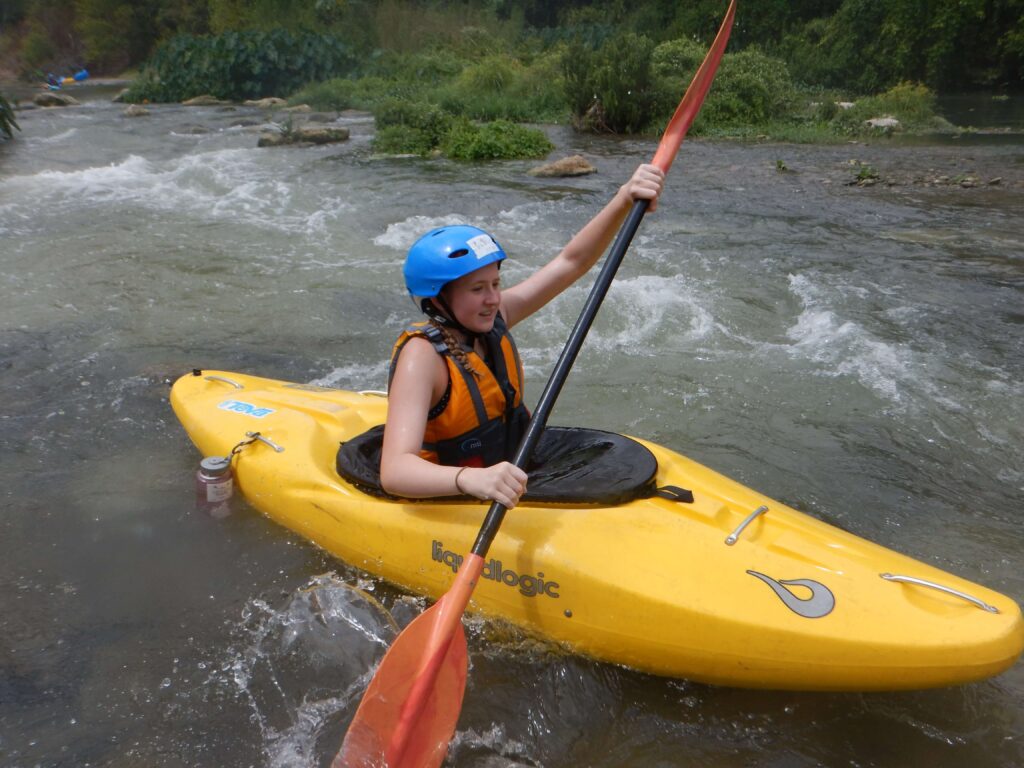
[429,318,480,379]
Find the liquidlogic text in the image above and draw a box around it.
[431,540,560,598]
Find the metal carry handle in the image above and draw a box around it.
[245,431,284,453]
[204,374,243,389]
[880,573,999,613]
[725,505,769,546]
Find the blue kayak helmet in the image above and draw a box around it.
[404,225,507,300]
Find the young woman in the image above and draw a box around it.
[381,163,665,509]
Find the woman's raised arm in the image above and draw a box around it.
[500,163,664,328]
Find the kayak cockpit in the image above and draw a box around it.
[337,425,676,505]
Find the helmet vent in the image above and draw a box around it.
[448,249,469,259]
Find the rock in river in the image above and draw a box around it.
[528,154,597,177]
[257,126,351,147]
[34,92,79,107]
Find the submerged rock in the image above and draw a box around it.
[257,126,351,147]
[244,97,287,108]
[528,154,597,178]
[865,116,901,133]
[34,92,79,107]
[182,94,232,106]
[123,104,150,118]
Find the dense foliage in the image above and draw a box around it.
[285,30,957,145]
[3,0,1020,94]
[824,82,950,134]
[3,0,1017,147]
[563,35,801,135]
[124,29,356,103]
[778,0,1024,93]
[372,98,453,155]
[564,33,657,133]
[366,96,553,160]
[0,92,20,139]
[441,119,554,161]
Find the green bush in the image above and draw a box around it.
[124,29,357,103]
[562,39,597,124]
[456,54,521,94]
[288,77,361,111]
[441,118,553,161]
[373,124,439,155]
[366,97,553,160]
[698,48,797,127]
[436,54,521,120]
[371,98,453,156]
[364,49,467,86]
[288,76,411,111]
[375,99,452,137]
[508,49,567,121]
[429,50,565,123]
[287,42,565,127]
[532,22,617,50]
[1,92,21,140]
[649,44,799,135]
[595,33,656,133]
[563,32,657,133]
[651,37,706,80]
[827,82,948,135]
[862,81,938,125]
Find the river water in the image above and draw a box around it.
[2,89,1023,767]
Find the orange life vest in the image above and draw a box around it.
[389,314,530,467]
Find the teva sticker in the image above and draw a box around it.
[747,570,835,619]
[466,233,499,259]
[217,399,275,418]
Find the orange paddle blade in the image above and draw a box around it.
[651,0,736,174]
[333,555,484,768]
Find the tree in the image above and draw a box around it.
[74,0,134,72]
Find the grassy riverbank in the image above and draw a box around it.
[7,1,1010,153]
[2,32,977,155]
[279,54,958,153]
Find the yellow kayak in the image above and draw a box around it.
[171,369,1023,691]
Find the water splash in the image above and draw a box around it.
[215,574,398,767]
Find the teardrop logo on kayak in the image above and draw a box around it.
[747,570,835,619]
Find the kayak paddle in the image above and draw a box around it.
[333,3,735,766]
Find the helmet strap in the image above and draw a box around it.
[421,295,479,344]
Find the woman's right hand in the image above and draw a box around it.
[459,462,528,508]
[621,163,665,211]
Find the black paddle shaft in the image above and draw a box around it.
[471,198,651,557]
